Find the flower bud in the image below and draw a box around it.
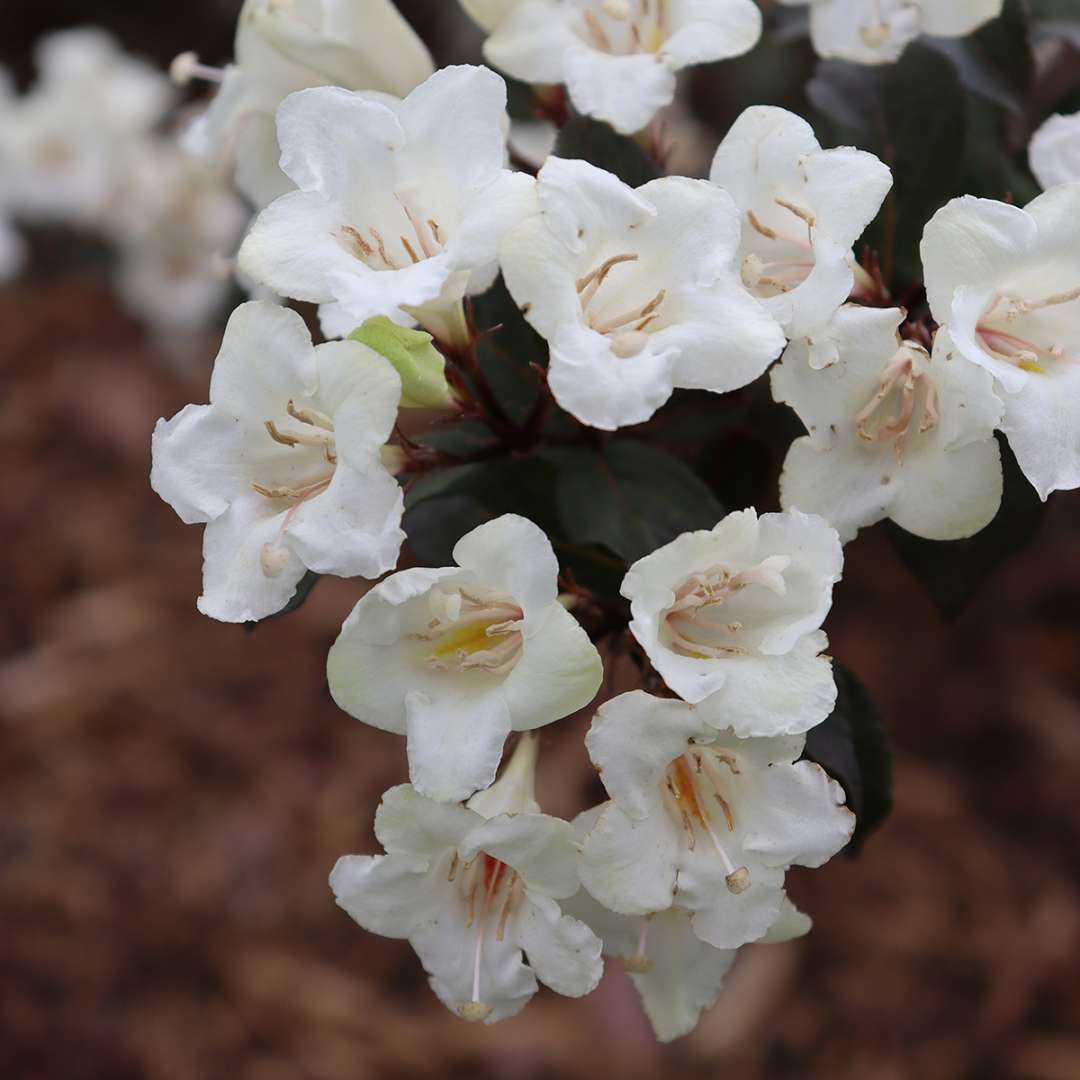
[350,317,456,410]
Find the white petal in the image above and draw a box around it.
[373,784,481,859]
[452,514,559,619]
[462,813,581,898]
[1029,112,1080,191]
[516,894,603,997]
[501,603,603,732]
[693,631,837,738]
[757,894,812,943]
[686,862,785,950]
[563,46,676,136]
[197,490,305,622]
[920,0,1003,37]
[580,802,680,916]
[449,169,536,274]
[330,853,440,937]
[741,761,855,868]
[802,145,893,250]
[315,342,401,466]
[483,0,576,85]
[661,0,763,69]
[585,692,706,820]
[406,686,512,803]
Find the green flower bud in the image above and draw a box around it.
[349,316,455,409]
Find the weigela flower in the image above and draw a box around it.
[778,0,1004,65]
[329,735,603,1024]
[623,509,842,732]
[772,305,1004,543]
[578,692,854,951]
[566,805,811,1041]
[108,140,250,336]
[326,514,603,803]
[151,301,405,623]
[709,105,892,352]
[2,29,173,227]
[237,65,534,345]
[500,156,785,431]
[921,185,1080,498]
[178,0,434,207]
[1029,111,1080,191]
[477,0,763,135]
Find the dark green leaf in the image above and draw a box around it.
[556,440,724,564]
[803,663,893,853]
[413,419,501,457]
[554,112,661,188]
[402,493,493,567]
[886,435,1046,618]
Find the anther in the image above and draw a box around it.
[169,51,225,86]
[725,867,751,894]
[459,1002,493,1023]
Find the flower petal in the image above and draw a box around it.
[562,46,676,136]
[462,813,580,899]
[329,852,440,937]
[516,893,603,997]
[373,784,481,859]
[662,0,763,69]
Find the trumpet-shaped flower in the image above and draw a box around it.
[1029,112,1080,191]
[622,508,842,732]
[178,0,434,207]
[330,735,603,1024]
[578,692,853,951]
[238,66,534,345]
[921,186,1080,498]
[151,301,405,622]
[778,0,1003,65]
[501,156,785,431]
[478,0,763,135]
[327,514,603,803]
[566,805,811,1041]
[709,106,892,349]
[772,306,1003,543]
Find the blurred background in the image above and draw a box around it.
[2,2,1080,1078]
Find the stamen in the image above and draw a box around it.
[342,225,374,259]
[400,235,421,264]
[747,209,778,241]
[624,917,653,973]
[853,346,937,463]
[169,51,224,86]
[584,9,613,50]
[592,288,666,335]
[287,400,333,431]
[576,253,639,301]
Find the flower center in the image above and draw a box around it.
[448,850,522,1022]
[341,193,445,273]
[413,588,525,676]
[580,0,668,56]
[975,286,1080,374]
[252,399,337,578]
[858,0,921,50]
[576,252,666,358]
[854,343,938,464]
[661,558,790,659]
[661,750,750,894]
[741,200,817,297]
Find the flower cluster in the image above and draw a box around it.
[0,29,247,336]
[132,0,1080,1045]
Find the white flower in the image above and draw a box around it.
[327,514,603,803]
[237,66,534,345]
[1029,111,1080,191]
[151,301,405,623]
[578,692,853,951]
[460,0,525,32]
[500,156,785,431]
[778,0,1004,65]
[708,105,892,350]
[107,140,249,335]
[329,735,603,1024]
[921,186,1080,498]
[2,29,173,227]
[622,508,842,732]
[178,0,434,207]
[479,0,763,135]
[566,805,811,1041]
[772,305,1004,543]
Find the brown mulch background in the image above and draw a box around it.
[3,5,1080,1077]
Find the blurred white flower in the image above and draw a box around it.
[709,106,892,354]
[778,0,1003,65]
[921,186,1080,498]
[578,692,853,950]
[151,301,405,623]
[479,0,762,135]
[566,805,811,1042]
[1029,111,1080,191]
[2,28,173,227]
[501,156,785,430]
[107,140,249,336]
[178,0,434,207]
[772,306,1003,543]
[330,735,603,1024]
[327,514,603,803]
[237,66,534,346]
[622,508,841,732]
